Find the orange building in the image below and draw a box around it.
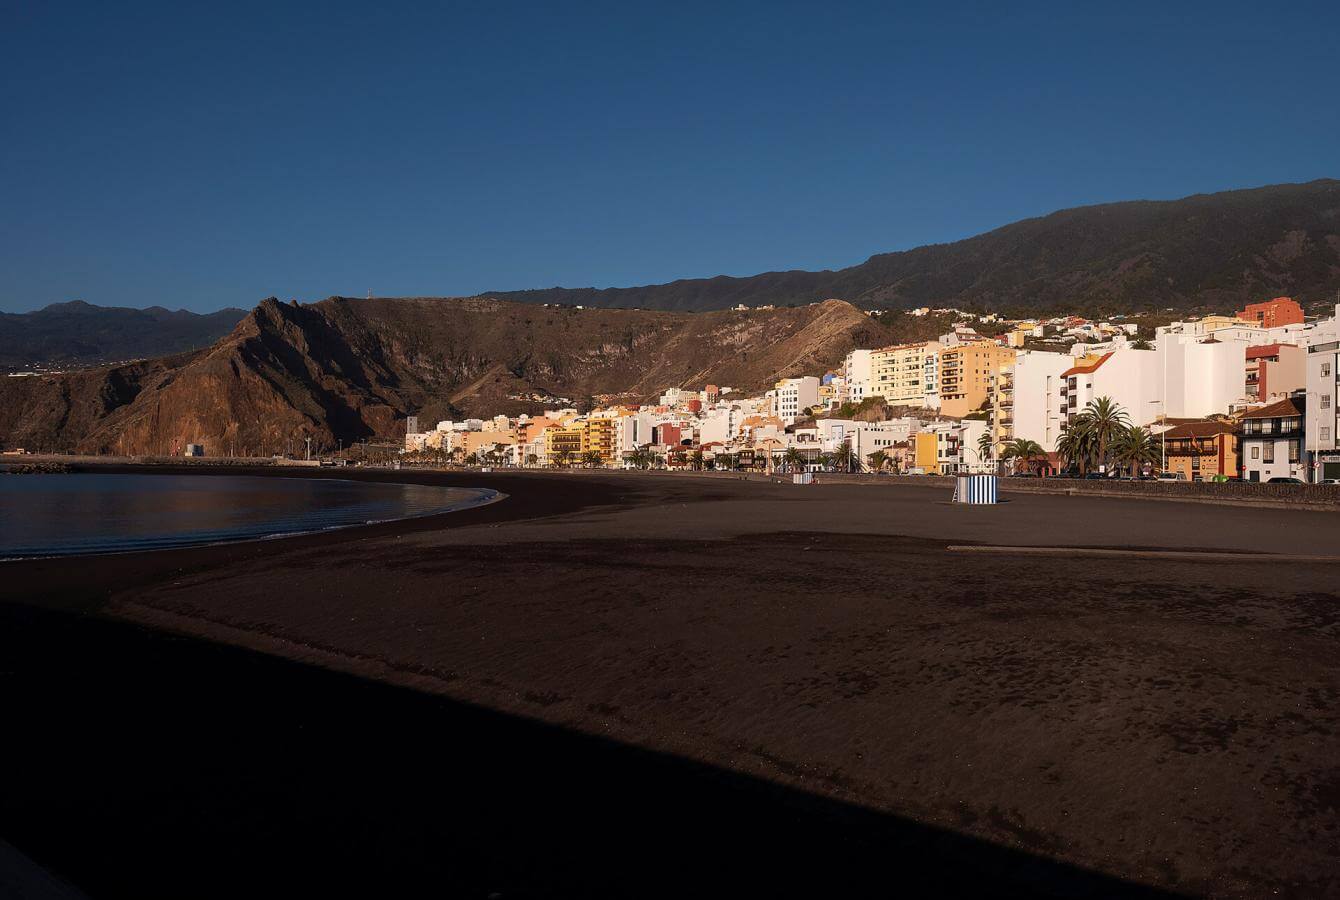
[1162,421,1240,481]
[1236,297,1304,329]
[938,343,1015,417]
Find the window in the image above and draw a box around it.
[1289,440,1300,463]
[1251,446,1260,460]
[1324,395,1333,410]
[1324,362,1333,378]
[1323,427,1332,442]
[1263,443,1275,464]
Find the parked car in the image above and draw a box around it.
[1083,472,1109,480]
[1319,478,1340,485]
[1008,472,1040,478]
[1156,472,1186,482]
[1267,477,1305,484]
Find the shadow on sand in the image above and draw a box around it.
[2,603,1178,899]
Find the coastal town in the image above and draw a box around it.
[404,295,1340,484]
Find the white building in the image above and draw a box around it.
[771,377,820,424]
[926,418,989,474]
[1010,350,1073,452]
[1156,334,1248,419]
[1306,340,1340,481]
[843,350,874,405]
[1241,396,1307,482]
[815,418,920,465]
[1061,349,1161,428]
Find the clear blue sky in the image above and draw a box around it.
[3,1,1337,313]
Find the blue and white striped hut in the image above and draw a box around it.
[953,473,998,504]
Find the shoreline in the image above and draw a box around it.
[4,469,1339,897]
[0,470,506,561]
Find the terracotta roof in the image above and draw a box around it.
[1061,352,1112,378]
[1245,343,1293,359]
[1241,397,1301,419]
[1163,421,1237,439]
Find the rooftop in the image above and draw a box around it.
[1240,397,1301,419]
[1061,353,1113,378]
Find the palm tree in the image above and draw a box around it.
[713,452,735,471]
[1083,396,1130,473]
[525,453,538,468]
[977,430,994,465]
[1002,438,1047,475]
[782,447,805,474]
[556,449,574,468]
[867,449,889,472]
[1056,419,1090,474]
[830,443,857,473]
[1111,426,1160,476]
[689,450,705,471]
[581,449,603,468]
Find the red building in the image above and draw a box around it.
[653,424,683,446]
[1236,297,1304,328]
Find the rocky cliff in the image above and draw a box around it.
[0,296,891,455]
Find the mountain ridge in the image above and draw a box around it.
[0,296,890,455]
[0,301,248,368]
[488,179,1340,313]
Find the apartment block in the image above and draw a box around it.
[870,341,941,407]
[939,343,1014,418]
[1237,296,1305,329]
[1245,343,1305,403]
[1306,341,1340,481]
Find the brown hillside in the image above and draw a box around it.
[0,296,892,455]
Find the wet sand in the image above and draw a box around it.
[4,468,1339,897]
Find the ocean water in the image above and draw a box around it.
[0,473,495,558]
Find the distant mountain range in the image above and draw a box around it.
[0,296,891,455]
[491,179,1340,313]
[5,179,1340,453]
[0,301,247,368]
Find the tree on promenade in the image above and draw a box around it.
[830,443,857,472]
[1002,438,1046,475]
[1111,426,1160,476]
[1083,396,1130,471]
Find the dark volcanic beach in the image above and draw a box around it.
[4,468,1339,898]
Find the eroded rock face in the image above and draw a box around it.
[0,296,892,455]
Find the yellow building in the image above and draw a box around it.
[545,426,585,466]
[912,432,939,473]
[871,341,941,406]
[1199,314,1251,333]
[462,430,517,460]
[939,344,1015,417]
[583,417,618,464]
